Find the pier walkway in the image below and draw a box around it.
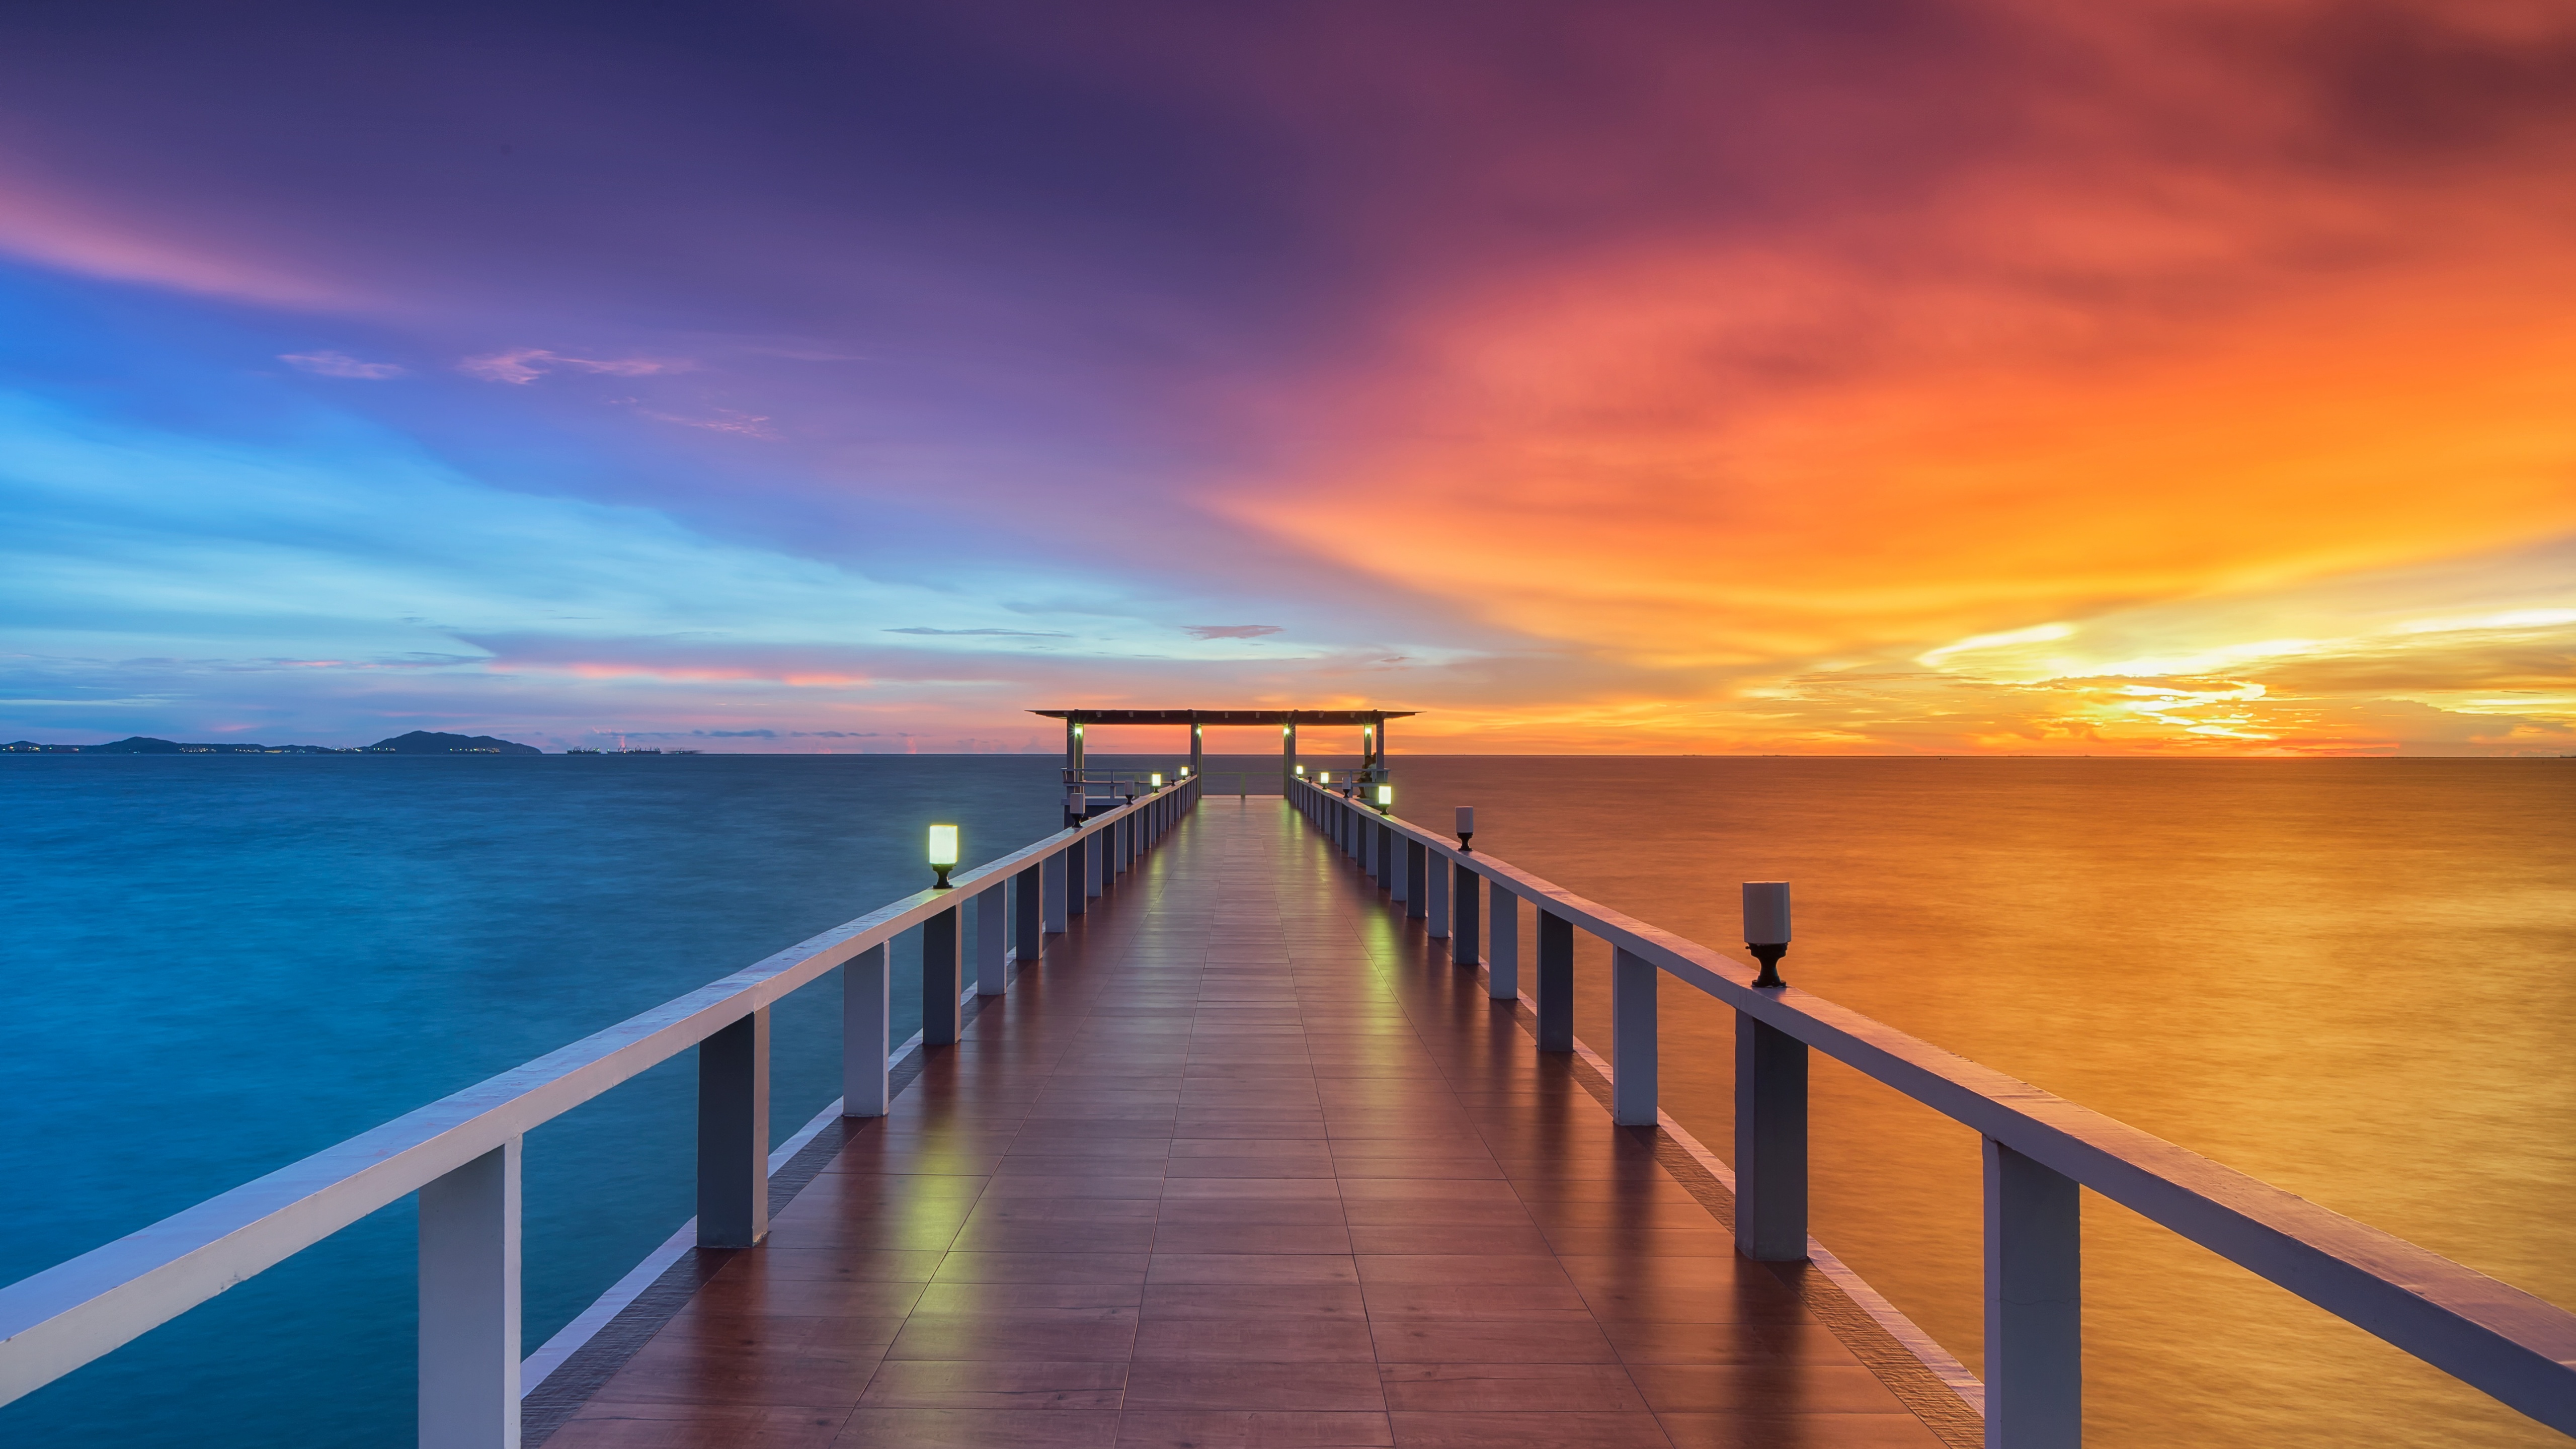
[543,799,1952,1449]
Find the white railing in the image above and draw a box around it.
[0,777,1200,1446]
[1292,779,2576,1447]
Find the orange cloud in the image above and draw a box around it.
[1210,2,2576,752]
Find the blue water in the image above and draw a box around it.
[0,753,1196,1447]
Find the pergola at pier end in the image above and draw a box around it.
[1031,708,1417,792]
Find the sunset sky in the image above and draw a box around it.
[3,1,2570,754]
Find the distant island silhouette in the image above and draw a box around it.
[3,731,543,755]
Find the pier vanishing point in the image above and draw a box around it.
[4,708,2573,1449]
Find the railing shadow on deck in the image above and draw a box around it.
[1289,777,2576,1445]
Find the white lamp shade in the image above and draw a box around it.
[1456,806,1475,835]
[1742,881,1791,944]
[928,824,960,867]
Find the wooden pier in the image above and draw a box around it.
[539,800,1956,1449]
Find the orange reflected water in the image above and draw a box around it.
[1365,758,2576,1448]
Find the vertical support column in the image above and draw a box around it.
[1487,882,1518,998]
[843,942,890,1116]
[1394,838,1416,907]
[976,883,1008,996]
[1452,863,1480,965]
[1734,1013,1808,1261]
[922,906,961,1046]
[1043,850,1069,931]
[1536,910,1574,1051]
[1086,830,1104,899]
[698,1008,770,1248]
[1611,948,1658,1126]
[1190,718,1203,780]
[419,1139,521,1449]
[1378,822,1396,891]
[1985,1138,2083,1448]
[1016,863,1045,958]
[1066,838,1088,915]
[1426,849,1450,938]
[1282,718,1299,793]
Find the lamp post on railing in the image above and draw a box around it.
[1735,879,1806,1262]
[923,830,963,1046]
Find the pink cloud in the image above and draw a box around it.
[459,348,690,384]
[0,171,358,308]
[280,350,404,379]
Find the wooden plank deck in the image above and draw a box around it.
[540,799,1960,1449]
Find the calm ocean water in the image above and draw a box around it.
[2,754,2569,1447]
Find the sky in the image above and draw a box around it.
[2,0,2570,755]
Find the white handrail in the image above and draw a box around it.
[1292,780,2576,1438]
[0,782,1191,1413]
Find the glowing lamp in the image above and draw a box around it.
[1743,881,1791,988]
[1179,765,1190,777]
[1295,764,1306,777]
[928,825,960,890]
[1150,772,1163,788]
[1374,783,1393,815]
[1317,771,1330,785]
[1456,806,1475,852]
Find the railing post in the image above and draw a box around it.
[1016,863,1045,958]
[418,1138,520,1449]
[1611,947,1657,1126]
[698,1008,769,1248]
[922,905,961,1045]
[1733,1012,1807,1261]
[1086,830,1104,900]
[1393,838,1414,907]
[977,883,1008,996]
[1375,822,1392,889]
[843,942,890,1116]
[1451,863,1479,965]
[1986,1137,2082,1448]
[1426,848,1450,937]
[1536,909,1573,1051]
[1487,881,1518,998]
[1066,837,1088,915]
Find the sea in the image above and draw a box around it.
[1,753,2569,1447]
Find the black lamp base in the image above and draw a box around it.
[1748,943,1787,989]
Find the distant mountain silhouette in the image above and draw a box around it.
[4,737,349,754]
[2,732,542,754]
[366,730,542,755]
